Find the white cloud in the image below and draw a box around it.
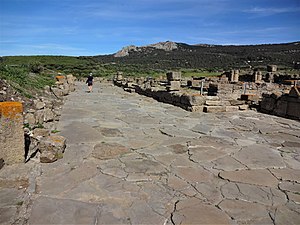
[245,7,300,16]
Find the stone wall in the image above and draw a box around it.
[260,86,300,120]
[113,75,249,113]
[0,74,75,165]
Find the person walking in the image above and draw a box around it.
[86,73,94,92]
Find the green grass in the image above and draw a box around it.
[181,69,221,78]
[0,65,55,98]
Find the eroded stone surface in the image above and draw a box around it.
[219,169,279,187]
[92,142,130,160]
[233,144,286,169]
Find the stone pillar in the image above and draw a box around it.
[253,71,262,83]
[230,70,239,82]
[267,65,277,73]
[167,71,181,81]
[0,102,24,164]
[233,70,239,82]
[166,71,181,91]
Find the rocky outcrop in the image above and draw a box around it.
[114,41,177,57]
[114,45,137,57]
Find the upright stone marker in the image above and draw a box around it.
[0,102,24,164]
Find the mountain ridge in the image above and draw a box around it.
[93,40,300,70]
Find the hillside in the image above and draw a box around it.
[94,41,300,71]
[1,41,299,79]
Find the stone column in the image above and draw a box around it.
[230,70,239,82]
[0,102,24,164]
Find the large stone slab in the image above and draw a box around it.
[274,202,300,225]
[28,196,99,224]
[233,144,285,169]
[189,146,228,162]
[92,142,130,160]
[219,199,273,224]
[213,155,247,171]
[172,198,232,225]
[219,169,279,187]
[60,121,103,144]
[221,182,286,206]
[270,168,300,182]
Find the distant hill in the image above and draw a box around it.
[93,41,300,70]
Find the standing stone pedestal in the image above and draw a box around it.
[0,102,24,164]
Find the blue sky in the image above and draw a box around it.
[0,0,299,56]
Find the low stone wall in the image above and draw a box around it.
[114,78,249,113]
[260,86,300,120]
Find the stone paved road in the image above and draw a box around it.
[2,81,300,224]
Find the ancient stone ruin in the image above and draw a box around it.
[113,66,300,120]
[0,74,76,166]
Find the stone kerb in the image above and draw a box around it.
[0,102,25,164]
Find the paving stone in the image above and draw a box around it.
[92,142,130,160]
[98,127,123,137]
[168,143,188,154]
[191,123,214,135]
[0,188,24,208]
[37,161,98,196]
[221,182,286,206]
[60,121,103,144]
[159,126,201,138]
[274,202,300,225]
[28,196,99,224]
[194,180,225,204]
[120,153,167,175]
[279,181,300,193]
[219,169,279,187]
[213,155,247,171]
[0,207,17,225]
[287,192,300,204]
[189,146,228,162]
[233,144,286,169]
[218,199,273,224]
[172,166,214,184]
[172,198,232,225]
[270,168,300,182]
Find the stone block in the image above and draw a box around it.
[66,74,75,84]
[267,65,277,72]
[55,75,66,85]
[229,99,245,106]
[241,94,259,101]
[180,94,205,106]
[274,100,288,116]
[226,106,239,112]
[239,105,249,110]
[167,81,181,91]
[24,113,36,126]
[203,106,226,113]
[260,97,276,112]
[186,105,204,112]
[39,135,66,163]
[166,71,181,81]
[286,101,300,119]
[205,100,222,106]
[0,102,24,164]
